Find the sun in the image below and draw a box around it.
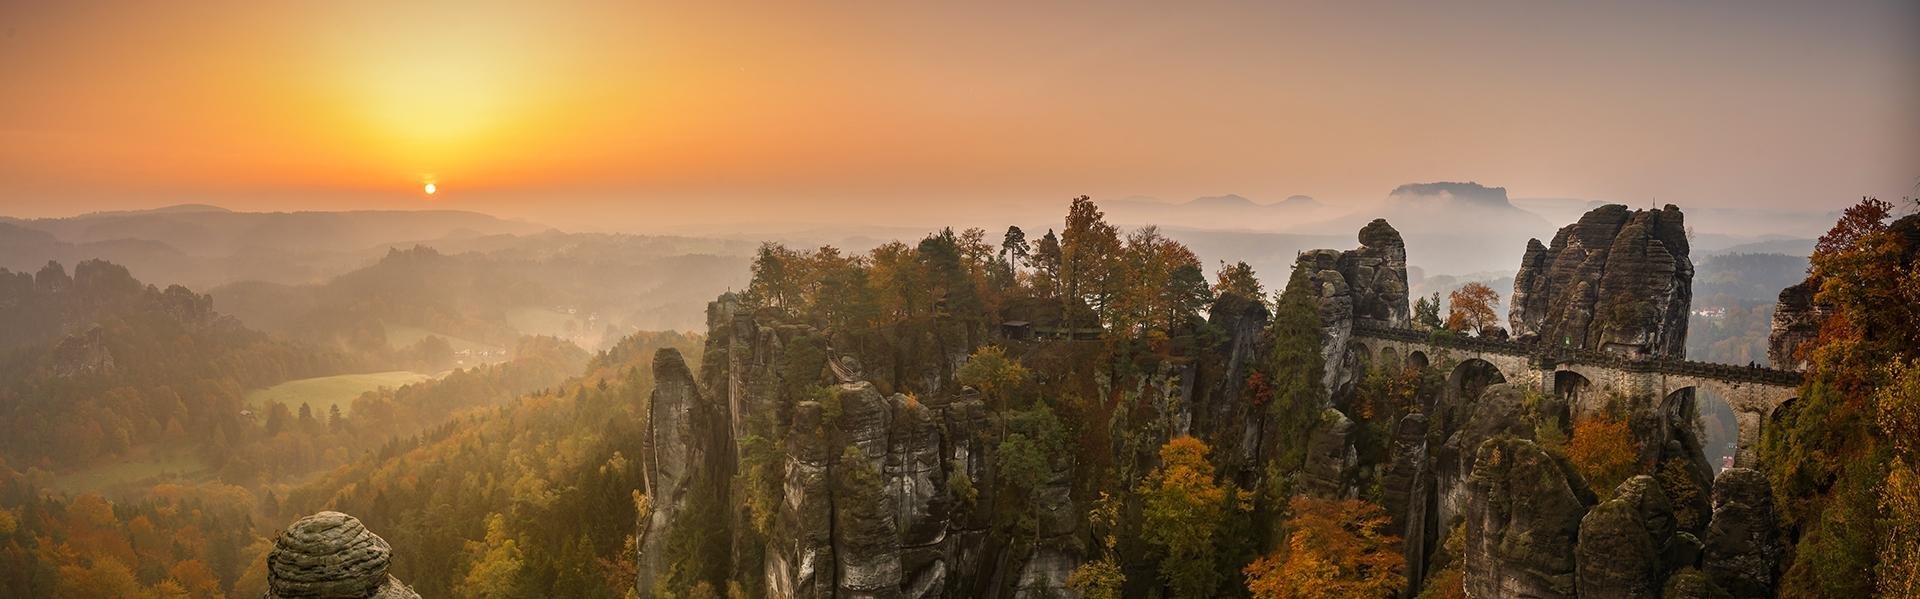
[424,182,437,195]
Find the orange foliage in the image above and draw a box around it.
[1244,496,1405,599]
[1568,413,1639,496]
[166,559,223,597]
[1444,283,1500,336]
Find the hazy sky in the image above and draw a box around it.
[1,1,1915,228]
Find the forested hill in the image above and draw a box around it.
[0,259,362,468]
[279,330,704,597]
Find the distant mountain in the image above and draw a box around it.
[0,207,551,289]
[12,207,545,257]
[1313,181,1555,275]
[1103,193,1333,230]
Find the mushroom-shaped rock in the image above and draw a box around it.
[266,511,420,599]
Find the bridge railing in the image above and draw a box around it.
[1350,323,1803,387]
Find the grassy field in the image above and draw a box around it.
[246,371,434,415]
[50,446,210,496]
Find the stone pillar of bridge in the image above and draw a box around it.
[1733,409,1764,468]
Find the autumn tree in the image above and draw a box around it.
[1244,496,1405,599]
[957,346,1031,410]
[1568,411,1639,498]
[461,514,526,598]
[1140,436,1247,598]
[1060,196,1122,326]
[748,242,804,309]
[1115,226,1205,334]
[1215,261,1264,303]
[1067,492,1126,599]
[1445,282,1501,337]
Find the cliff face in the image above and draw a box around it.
[1510,204,1692,359]
[698,294,1074,599]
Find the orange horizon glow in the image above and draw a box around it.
[1,2,1916,223]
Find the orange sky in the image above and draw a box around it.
[1,1,1915,227]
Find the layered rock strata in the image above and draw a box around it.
[265,511,420,599]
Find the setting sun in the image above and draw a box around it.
[424,182,437,195]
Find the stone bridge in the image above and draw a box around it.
[1347,323,1803,466]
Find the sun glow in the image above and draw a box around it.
[424,182,437,195]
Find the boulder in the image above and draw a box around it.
[1510,204,1692,359]
[265,511,419,599]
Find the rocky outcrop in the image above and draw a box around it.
[1435,383,1534,532]
[1577,476,1676,599]
[1510,204,1692,359]
[1765,281,1822,371]
[1381,412,1428,537]
[49,325,115,377]
[1294,249,1355,396]
[636,348,734,593]
[1703,468,1780,598]
[1192,292,1270,479]
[1298,408,1356,498]
[1345,219,1412,328]
[1291,219,1412,395]
[832,384,904,597]
[768,400,836,598]
[265,511,420,599]
[1464,437,1584,599]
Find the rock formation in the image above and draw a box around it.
[1291,218,1410,395]
[49,325,115,377]
[1464,437,1584,599]
[1192,292,1270,479]
[265,511,420,599]
[1703,468,1780,598]
[1297,408,1356,498]
[1765,281,1822,371]
[1510,204,1692,359]
[1576,476,1676,599]
[636,347,735,593]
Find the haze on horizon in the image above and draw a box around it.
[1,1,1915,231]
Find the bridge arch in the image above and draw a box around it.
[1378,346,1402,373]
[1657,376,1798,468]
[1448,357,1509,403]
[1406,350,1430,371]
[1552,370,1592,410]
